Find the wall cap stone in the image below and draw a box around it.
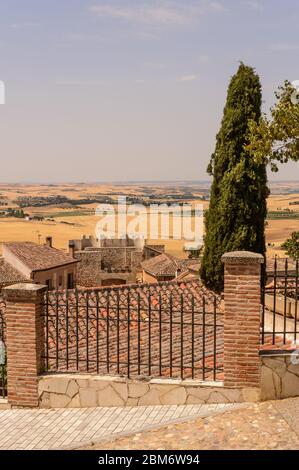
[150,378,181,385]
[3,283,47,301]
[39,373,127,382]
[260,352,296,357]
[0,399,11,410]
[39,373,225,389]
[221,251,264,265]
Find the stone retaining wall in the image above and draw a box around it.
[38,374,260,408]
[0,399,11,410]
[261,353,299,400]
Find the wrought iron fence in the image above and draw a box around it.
[43,284,224,381]
[261,257,299,346]
[0,296,6,398]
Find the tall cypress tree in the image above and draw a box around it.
[200,63,269,292]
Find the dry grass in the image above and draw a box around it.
[0,183,299,258]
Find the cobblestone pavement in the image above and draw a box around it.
[87,398,299,450]
[0,404,241,450]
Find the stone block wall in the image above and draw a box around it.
[75,250,102,287]
[75,247,142,287]
[101,247,143,270]
[131,250,143,269]
[101,248,127,269]
[38,374,260,408]
[261,353,299,400]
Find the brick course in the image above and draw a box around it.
[222,251,264,388]
[3,284,47,407]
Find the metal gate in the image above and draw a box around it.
[261,258,299,346]
[43,285,224,381]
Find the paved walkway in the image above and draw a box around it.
[87,398,299,450]
[0,403,241,450]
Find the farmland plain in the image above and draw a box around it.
[0,181,298,258]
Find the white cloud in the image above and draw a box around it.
[90,1,226,27]
[269,43,299,51]
[90,4,194,26]
[208,2,226,12]
[10,22,40,29]
[243,1,263,11]
[177,74,198,82]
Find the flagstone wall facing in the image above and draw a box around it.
[38,374,260,408]
[261,353,299,400]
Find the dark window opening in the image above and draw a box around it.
[67,272,74,289]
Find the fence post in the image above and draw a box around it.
[221,251,264,389]
[3,283,46,407]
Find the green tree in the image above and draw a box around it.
[282,232,299,261]
[200,63,269,292]
[247,81,299,170]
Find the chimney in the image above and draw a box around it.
[45,236,52,248]
[69,241,75,258]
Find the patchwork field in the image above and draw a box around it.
[0,181,298,258]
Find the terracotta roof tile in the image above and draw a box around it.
[44,280,224,380]
[3,242,78,272]
[0,257,27,285]
[141,253,196,277]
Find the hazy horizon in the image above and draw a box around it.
[0,178,298,185]
[0,0,299,182]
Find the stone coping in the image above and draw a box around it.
[221,251,264,264]
[3,283,46,292]
[37,373,260,409]
[0,398,11,410]
[40,373,225,388]
[260,351,296,357]
[3,283,47,301]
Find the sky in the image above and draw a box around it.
[0,0,298,183]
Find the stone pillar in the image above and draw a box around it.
[3,283,47,407]
[221,251,264,389]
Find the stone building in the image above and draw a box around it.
[0,237,78,290]
[69,235,145,287]
[143,244,165,260]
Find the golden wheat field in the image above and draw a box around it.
[0,182,298,257]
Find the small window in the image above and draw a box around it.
[67,272,74,289]
[58,275,63,287]
[45,279,52,290]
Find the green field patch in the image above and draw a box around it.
[267,211,299,220]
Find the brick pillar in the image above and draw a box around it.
[221,251,264,388]
[3,283,47,407]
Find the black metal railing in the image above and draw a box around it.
[0,296,7,398]
[261,257,299,346]
[42,284,224,381]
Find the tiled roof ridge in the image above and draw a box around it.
[141,252,189,276]
[77,277,201,293]
[144,244,164,254]
[74,279,221,310]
